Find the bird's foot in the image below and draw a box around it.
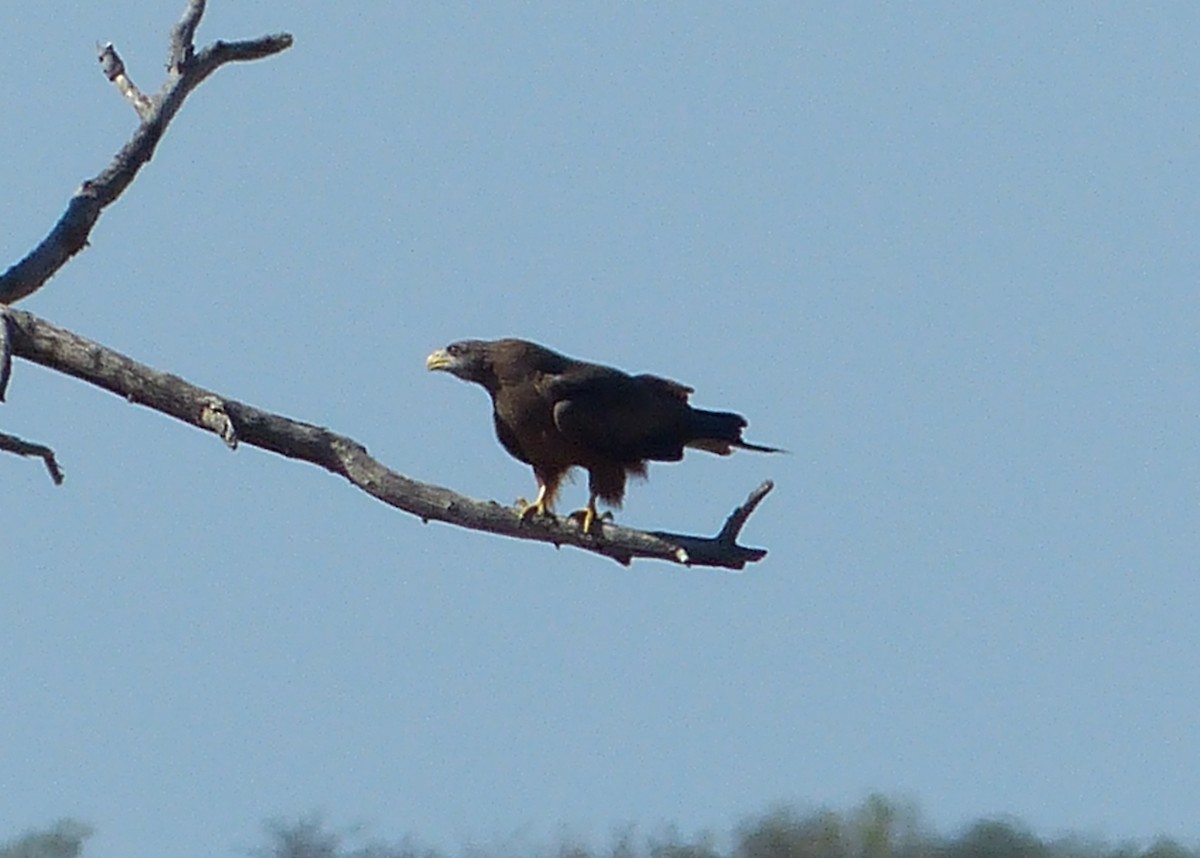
[515,497,553,524]
[567,504,612,535]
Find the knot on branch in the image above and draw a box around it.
[199,396,239,449]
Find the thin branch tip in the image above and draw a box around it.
[44,452,66,485]
[169,0,207,69]
[716,479,775,545]
[0,431,65,485]
[97,41,155,119]
[96,43,122,80]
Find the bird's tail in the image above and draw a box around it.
[733,438,785,453]
[685,409,783,455]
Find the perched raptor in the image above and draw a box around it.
[426,338,780,533]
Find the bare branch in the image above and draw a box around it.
[0,7,292,306]
[6,310,772,570]
[168,0,206,71]
[715,480,775,545]
[0,430,65,485]
[97,42,154,120]
[0,308,12,402]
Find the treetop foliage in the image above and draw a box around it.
[7,798,1194,858]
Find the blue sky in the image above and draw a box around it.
[3,3,1198,857]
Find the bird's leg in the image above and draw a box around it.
[516,479,553,523]
[567,493,612,535]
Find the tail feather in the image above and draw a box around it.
[686,409,782,455]
[732,438,785,454]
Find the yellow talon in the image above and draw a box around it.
[567,495,611,535]
[516,483,552,523]
[518,500,549,521]
[568,506,596,534]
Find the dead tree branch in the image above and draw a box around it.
[97,43,154,120]
[6,309,771,569]
[0,2,292,305]
[0,429,65,485]
[0,308,13,401]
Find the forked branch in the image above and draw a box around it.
[6,310,771,569]
[0,2,292,305]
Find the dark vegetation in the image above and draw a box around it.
[4,797,1195,858]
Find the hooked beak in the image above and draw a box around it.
[426,349,453,371]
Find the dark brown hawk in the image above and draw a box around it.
[426,338,780,533]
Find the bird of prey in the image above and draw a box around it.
[426,338,780,534]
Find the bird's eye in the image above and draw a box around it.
[447,343,462,356]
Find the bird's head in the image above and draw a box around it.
[426,340,494,386]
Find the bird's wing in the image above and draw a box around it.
[548,368,690,461]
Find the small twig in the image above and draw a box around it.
[0,431,65,485]
[97,43,154,120]
[716,480,775,545]
[169,0,206,71]
[0,4,292,305]
[6,309,773,570]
